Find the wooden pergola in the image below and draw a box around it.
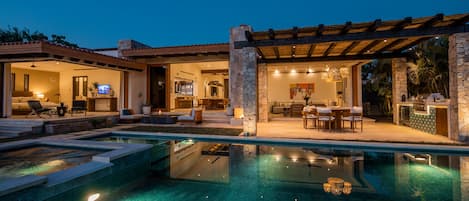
[235,13,469,63]
[0,41,146,71]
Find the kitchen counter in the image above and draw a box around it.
[396,101,449,136]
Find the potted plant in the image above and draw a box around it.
[139,92,152,115]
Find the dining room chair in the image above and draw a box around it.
[342,106,363,132]
[317,107,335,132]
[302,106,317,128]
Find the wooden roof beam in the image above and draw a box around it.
[396,37,432,52]
[306,44,316,57]
[323,43,336,56]
[316,24,324,37]
[420,13,444,29]
[234,24,469,49]
[367,19,382,32]
[340,21,352,35]
[376,38,406,53]
[259,52,409,63]
[256,48,265,59]
[392,17,413,31]
[341,41,360,55]
[358,40,381,54]
[450,14,469,26]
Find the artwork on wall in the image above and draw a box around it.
[290,83,314,99]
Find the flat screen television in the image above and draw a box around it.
[97,84,111,95]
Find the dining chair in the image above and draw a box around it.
[317,107,335,132]
[302,106,317,128]
[342,106,363,132]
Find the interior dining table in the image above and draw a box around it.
[328,106,351,129]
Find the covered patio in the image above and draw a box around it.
[230,13,469,142]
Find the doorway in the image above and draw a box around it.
[149,66,169,111]
[72,76,88,100]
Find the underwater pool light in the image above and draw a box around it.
[88,193,100,201]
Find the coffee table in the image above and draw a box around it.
[142,115,178,124]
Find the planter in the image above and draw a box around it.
[142,105,152,115]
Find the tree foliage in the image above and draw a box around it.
[362,59,393,115]
[0,26,78,47]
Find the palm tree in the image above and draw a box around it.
[362,59,393,115]
[0,26,78,47]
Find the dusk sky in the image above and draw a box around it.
[0,0,468,49]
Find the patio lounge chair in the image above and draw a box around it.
[27,100,52,118]
[71,100,87,116]
[342,106,363,132]
[177,108,203,124]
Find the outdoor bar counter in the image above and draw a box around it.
[396,101,449,136]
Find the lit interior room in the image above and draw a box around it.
[170,61,229,111]
[10,61,121,116]
[266,60,366,119]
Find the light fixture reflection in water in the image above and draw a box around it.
[323,177,352,196]
[88,193,100,201]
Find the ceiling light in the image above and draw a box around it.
[56,61,60,64]
[383,39,387,43]
[291,69,296,73]
[292,45,296,49]
[308,68,313,73]
[435,36,440,39]
[274,69,280,74]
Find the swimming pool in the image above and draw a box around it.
[0,145,102,182]
[50,136,469,201]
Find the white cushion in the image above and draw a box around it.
[317,107,331,113]
[305,114,317,119]
[351,106,363,114]
[318,116,335,121]
[177,115,194,121]
[342,116,362,121]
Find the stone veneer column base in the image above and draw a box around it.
[392,58,408,125]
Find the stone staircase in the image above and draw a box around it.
[0,119,44,138]
[202,111,231,124]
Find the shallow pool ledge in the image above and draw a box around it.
[0,175,46,197]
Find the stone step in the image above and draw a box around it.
[0,125,33,132]
[0,129,31,137]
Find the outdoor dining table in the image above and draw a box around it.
[328,106,351,129]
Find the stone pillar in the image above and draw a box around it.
[392,58,408,124]
[230,25,258,134]
[258,63,268,122]
[449,33,469,142]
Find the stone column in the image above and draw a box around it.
[392,58,408,124]
[449,33,469,142]
[229,25,251,109]
[258,63,268,122]
[230,25,258,134]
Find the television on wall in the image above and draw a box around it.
[97,84,111,95]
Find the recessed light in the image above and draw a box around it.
[383,39,387,43]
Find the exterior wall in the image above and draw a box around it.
[128,69,147,113]
[11,68,60,103]
[59,69,121,109]
[392,58,408,124]
[449,33,469,142]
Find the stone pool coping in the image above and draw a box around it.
[0,138,152,197]
[110,130,469,154]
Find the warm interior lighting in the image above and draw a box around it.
[88,193,100,201]
[234,108,244,119]
[290,69,296,73]
[274,69,280,74]
[308,68,313,73]
[383,39,388,43]
[36,93,45,99]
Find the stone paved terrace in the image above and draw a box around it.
[257,118,459,145]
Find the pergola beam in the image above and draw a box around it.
[420,13,444,29]
[259,52,409,63]
[291,45,296,58]
[323,43,336,56]
[292,27,298,39]
[316,24,324,36]
[306,44,316,57]
[358,40,381,54]
[341,41,360,55]
[234,24,468,49]
[376,38,406,53]
[256,48,265,59]
[367,19,382,32]
[392,17,413,31]
[273,47,280,59]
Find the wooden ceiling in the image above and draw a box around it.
[0,41,146,71]
[236,13,469,63]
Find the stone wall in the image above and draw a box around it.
[229,25,251,109]
[392,58,408,124]
[449,33,469,142]
[258,63,268,122]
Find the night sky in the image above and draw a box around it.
[0,0,467,48]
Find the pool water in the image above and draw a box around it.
[52,139,469,201]
[0,146,102,182]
